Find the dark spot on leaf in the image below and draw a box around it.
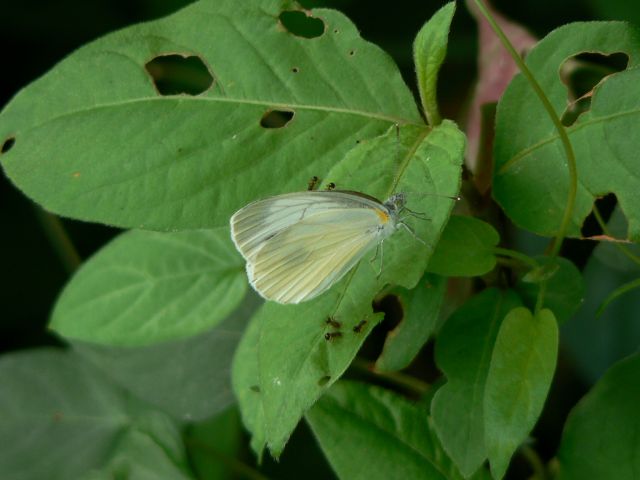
[1,136,15,154]
[250,385,261,393]
[260,109,294,128]
[355,139,361,144]
[292,67,299,73]
[318,375,331,386]
[333,29,339,34]
[349,49,356,56]
[560,52,628,126]
[279,10,325,38]
[145,54,213,96]
[53,412,63,422]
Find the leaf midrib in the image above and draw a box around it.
[497,108,640,175]
[14,95,424,135]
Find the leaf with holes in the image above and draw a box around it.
[71,291,261,421]
[232,122,465,457]
[431,288,522,478]
[0,349,192,480]
[375,274,447,372]
[0,0,422,230]
[426,215,499,277]
[484,307,559,480]
[306,381,491,480]
[556,352,640,480]
[494,22,640,241]
[50,228,246,346]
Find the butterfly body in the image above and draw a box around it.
[230,190,407,304]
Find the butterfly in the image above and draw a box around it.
[229,189,416,304]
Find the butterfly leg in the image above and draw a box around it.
[402,206,431,221]
[369,241,384,278]
[400,221,426,245]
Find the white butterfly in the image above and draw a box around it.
[230,190,414,304]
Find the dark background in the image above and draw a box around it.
[2,0,639,477]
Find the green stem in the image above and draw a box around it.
[473,0,578,312]
[350,358,430,396]
[34,208,81,274]
[493,247,539,268]
[185,439,270,480]
[592,206,640,268]
[520,444,549,480]
[596,277,640,317]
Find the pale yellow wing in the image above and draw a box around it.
[230,191,384,262]
[246,208,383,304]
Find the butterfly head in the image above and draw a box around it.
[384,192,407,216]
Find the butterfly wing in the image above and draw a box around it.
[230,191,384,262]
[246,208,383,304]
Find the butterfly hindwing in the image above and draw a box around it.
[246,208,383,303]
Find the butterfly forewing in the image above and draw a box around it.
[230,191,385,262]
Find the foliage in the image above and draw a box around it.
[1,0,640,478]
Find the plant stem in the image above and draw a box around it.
[34,208,81,273]
[473,0,578,312]
[520,444,549,480]
[592,206,640,268]
[185,439,271,480]
[350,358,430,396]
[493,247,539,268]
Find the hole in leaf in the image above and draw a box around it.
[260,109,294,128]
[145,54,213,96]
[279,10,325,38]
[1,136,15,154]
[560,52,628,126]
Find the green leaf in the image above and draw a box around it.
[426,215,499,277]
[484,307,559,479]
[50,228,246,346]
[306,381,489,480]
[493,22,640,241]
[232,121,464,457]
[184,407,242,480]
[516,256,584,324]
[593,206,640,273]
[413,2,456,126]
[0,348,191,480]
[375,274,447,372]
[431,288,522,478]
[71,291,261,421]
[0,0,421,230]
[231,308,268,459]
[557,352,640,480]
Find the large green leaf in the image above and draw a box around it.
[484,307,559,479]
[50,227,246,346]
[431,288,522,478]
[0,348,192,480]
[0,0,421,230]
[493,22,640,240]
[426,215,499,277]
[71,291,261,421]
[306,381,490,480]
[232,122,465,457]
[557,352,640,480]
[375,274,447,372]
